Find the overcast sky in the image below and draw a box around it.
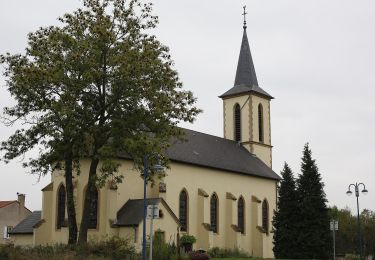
[0,0,374,213]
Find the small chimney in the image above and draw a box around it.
[17,192,25,208]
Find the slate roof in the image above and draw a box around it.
[165,129,280,180]
[0,201,16,209]
[118,128,280,180]
[220,28,273,99]
[115,198,179,227]
[10,211,41,234]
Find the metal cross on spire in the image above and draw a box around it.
[242,5,247,29]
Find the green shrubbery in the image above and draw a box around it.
[0,236,136,260]
[208,246,251,258]
[0,239,258,260]
[149,232,189,260]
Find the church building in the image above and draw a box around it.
[12,14,280,259]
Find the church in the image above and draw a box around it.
[11,15,281,259]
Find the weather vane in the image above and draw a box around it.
[242,5,247,29]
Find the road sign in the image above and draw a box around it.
[330,220,338,231]
[147,205,159,219]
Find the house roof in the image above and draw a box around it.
[118,129,280,180]
[220,27,273,99]
[0,201,17,209]
[115,198,179,227]
[10,211,41,234]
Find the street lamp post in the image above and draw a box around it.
[346,182,368,260]
[142,154,164,260]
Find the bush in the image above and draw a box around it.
[188,250,210,260]
[151,233,176,260]
[81,236,135,259]
[207,246,250,258]
[0,244,9,259]
[0,237,136,259]
[180,234,197,245]
[148,232,190,260]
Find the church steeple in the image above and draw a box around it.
[220,6,272,99]
[220,7,273,167]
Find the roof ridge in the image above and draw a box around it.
[0,200,17,208]
[180,127,239,143]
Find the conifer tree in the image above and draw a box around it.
[295,143,331,259]
[272,162,299,259]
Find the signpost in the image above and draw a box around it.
[330,219,339,260]
[147,205,159,260]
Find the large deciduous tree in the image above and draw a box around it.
[272,162,299,259]
[1,0,200,244]
[295,143,331,259]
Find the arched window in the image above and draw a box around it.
[179,190,188,232]
[238,196,245,234]
[234,103,241,142]
[210,193,218,233]
[262,199,269,234]
[258,104,264,142]
[87,187,99,229]
[57,184,66,229]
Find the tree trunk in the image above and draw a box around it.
[78,156,99,244]
[65,149,78,244]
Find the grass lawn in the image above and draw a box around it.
[211,258,261,260]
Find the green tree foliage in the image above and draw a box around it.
[329,206,375,257]
[0,0,200,244]
[295,143,331,259]
[272,162,299,259]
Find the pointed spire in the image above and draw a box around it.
[219,7,273,99]
[234,6,258,87]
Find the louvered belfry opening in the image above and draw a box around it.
[210,193,218,233]
[234,103,241,142]
[57,185,66,229]
[179,190,188,232]
[258,103,264,142]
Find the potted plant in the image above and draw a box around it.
[180,234,197,252]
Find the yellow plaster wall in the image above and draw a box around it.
[11,234,33,246]
[223,94,272,167]
[250,95,271,145]
[163,162,276,258]
[35,157,276,258]
[223,95,251,142]
[34,189,53,245]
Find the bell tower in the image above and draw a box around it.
[220,7,273,167]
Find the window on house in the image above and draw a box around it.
[179,190,188,232]
[210,193,218,233]
[3,226,12,239]
[262,199,269,234]
[234,103,241,142]
[87,187,99,229]
[238,196,245,234]
[258,103,264,142]
[57,184,66,229]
